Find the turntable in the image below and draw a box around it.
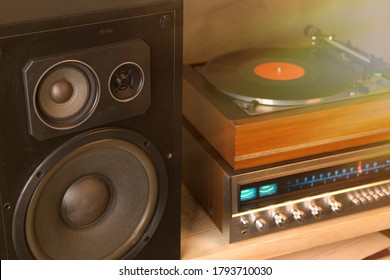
[182,26,390,243]
[183,26,390,170]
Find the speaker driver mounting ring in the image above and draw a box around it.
[33,60,100,130]
[109,62,144,102]
[12,128,168,260]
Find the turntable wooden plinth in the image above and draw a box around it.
[183,64,390,170]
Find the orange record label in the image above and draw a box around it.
[254,62,305,80]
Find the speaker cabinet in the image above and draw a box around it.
[0,0,182,259]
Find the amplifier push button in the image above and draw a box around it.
[358,196,368,205]
[365,194,374,203]
[377,191,387,199]
[351,197,361,206]
[371,193,381,201]
[254,218,268,232]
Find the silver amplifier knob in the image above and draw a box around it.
[292,208,305,223]
[240,217,249,226]
[273,212,288,228]
[309,202,323,218]
[329,198,343,213]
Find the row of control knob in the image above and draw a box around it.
[241,199,344,232]
[238,183,390,237]
[240,183,390,234]
[271,200,340,228]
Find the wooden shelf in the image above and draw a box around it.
[181,186,390,260]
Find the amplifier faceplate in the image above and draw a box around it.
[230,180,390,243]
[182,120,390,243]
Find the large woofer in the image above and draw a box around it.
[12,128,167,259]
[34,61,99,130]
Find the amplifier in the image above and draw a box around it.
[183,120,390,243]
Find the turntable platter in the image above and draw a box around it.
[203,48,358,106]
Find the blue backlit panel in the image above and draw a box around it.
[240,188,257,202]
[239,155,390,208]
[259,184,278,198]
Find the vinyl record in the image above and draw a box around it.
[203,48,358,105]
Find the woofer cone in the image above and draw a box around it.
[12,128,167,259]
[34,61,100,130]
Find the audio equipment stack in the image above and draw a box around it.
[182,26,390,243]
[0,0,183,259]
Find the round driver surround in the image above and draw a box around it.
[12,128,168,260]
[33,60,100,130]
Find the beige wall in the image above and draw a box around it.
[183,0,390,63]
